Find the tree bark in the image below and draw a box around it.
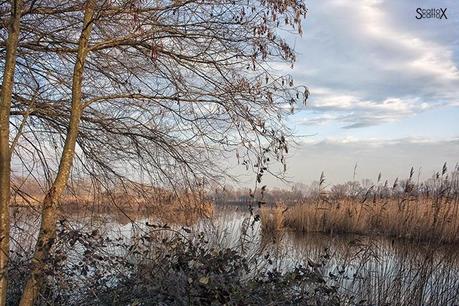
[19,1,96,305]
[0,1,23,305]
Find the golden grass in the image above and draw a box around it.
[260,203,286,241]
[263,197,459,244]
[11,188,214,226]
[147,192,214,225]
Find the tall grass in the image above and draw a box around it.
[260,203,286,239]
[263,166,459,243]
[282,197,459,243]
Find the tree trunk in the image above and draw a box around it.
[19,1,96,305]
[0,1,23,305]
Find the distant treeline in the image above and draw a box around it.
[210,165,459,205]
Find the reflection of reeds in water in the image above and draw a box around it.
[286,232,459,305]
[256,178,459,304]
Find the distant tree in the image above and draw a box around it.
[330,183,348,198]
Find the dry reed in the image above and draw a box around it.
[260,203,287,241]
[280,197,459,243]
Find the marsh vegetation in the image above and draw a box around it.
[261,167,459,244]
[5,165,459,305]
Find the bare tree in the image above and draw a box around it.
[19,1,97,304]
[2,0,307,303]
[0,1,23,304]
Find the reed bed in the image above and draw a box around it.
[261,166,459,243]
[260,203,285,235]
[273,197,459,243]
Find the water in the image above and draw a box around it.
[10,205,459,305]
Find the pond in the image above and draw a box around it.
[10,205,459,305]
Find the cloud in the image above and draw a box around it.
[297,135,459,146]
[302,89,439,128]
[291,0,459,129]
[243,1,459,187]
[342,122,377,129]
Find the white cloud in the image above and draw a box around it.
[300,88,439,128]
[247,0,459,186]
[296,135,458,146]
[328,0,459,82]
[291,0,459,129]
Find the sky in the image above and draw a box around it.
[234,0,459,187]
